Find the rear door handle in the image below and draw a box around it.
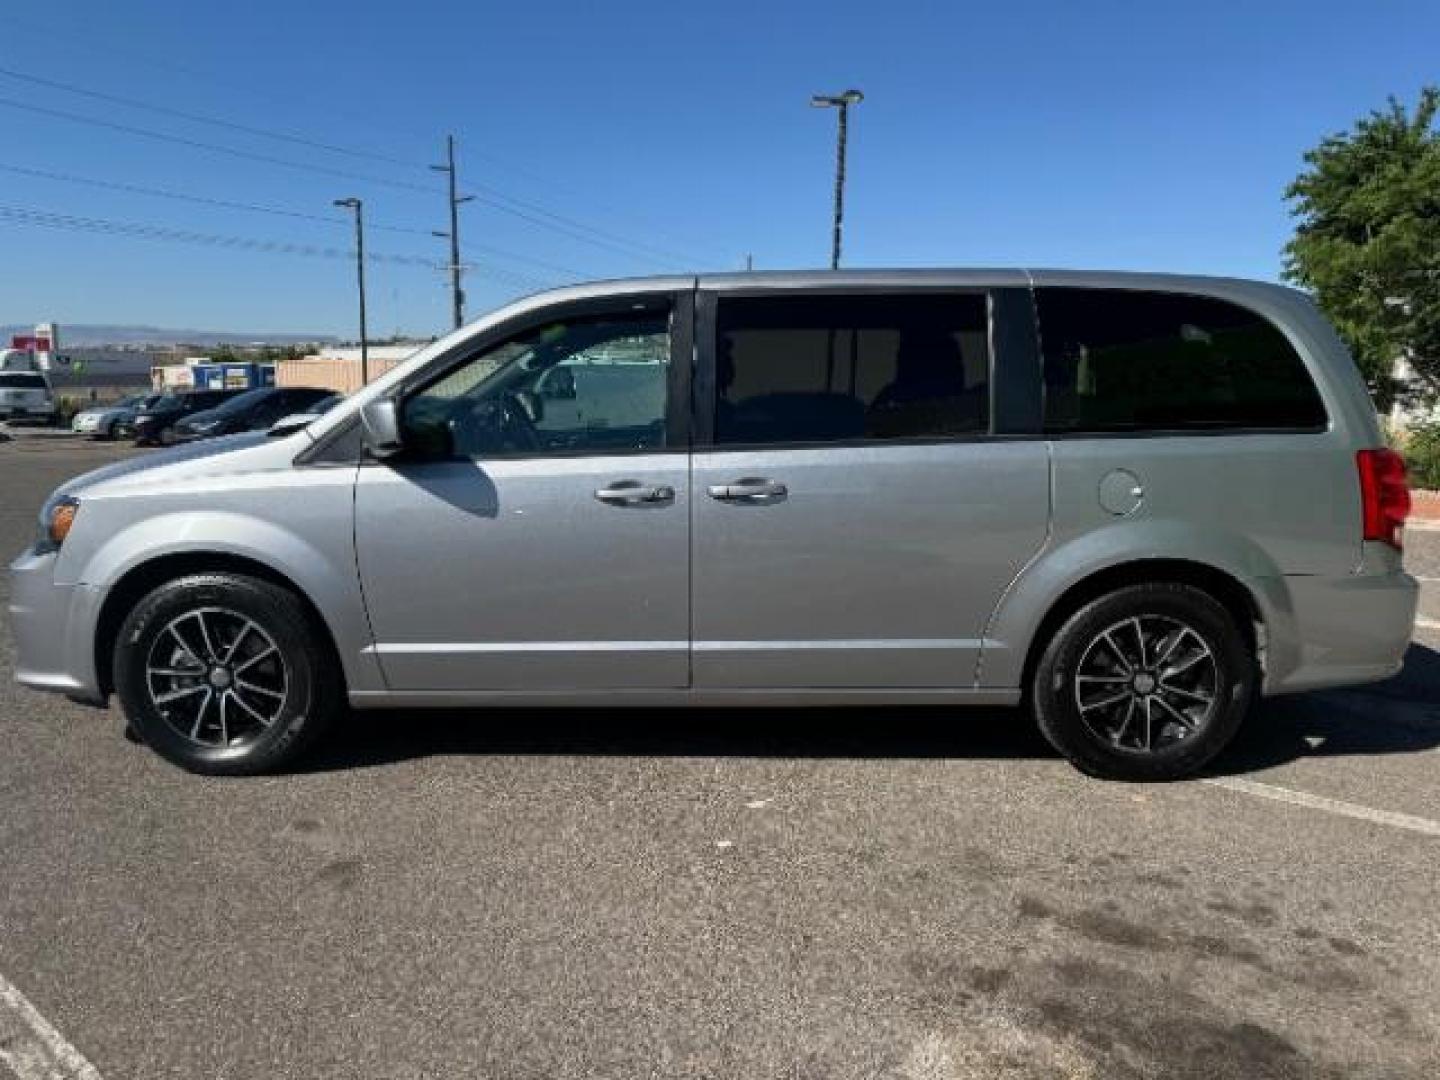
[594,481,675,506]
[707,477,788,502]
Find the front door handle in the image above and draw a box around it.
[594,481,675,506]
[707,477,788,502]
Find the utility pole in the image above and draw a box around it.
[333,197,369,385]
[432,134,475,330]
[810,89,863,269]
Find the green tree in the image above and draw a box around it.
[1284,86,1440,411]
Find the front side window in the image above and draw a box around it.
[713,293,991,446]
[1037,288,1327,433]
[402,310,671,459]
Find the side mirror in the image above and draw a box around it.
[360,398,405,459]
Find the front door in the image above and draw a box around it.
[354,294,691,691]
[691,288,1051,689]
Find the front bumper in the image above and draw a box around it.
[7,548,105,704]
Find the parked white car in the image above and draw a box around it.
[71,393,161,439]
[0,370,56,424]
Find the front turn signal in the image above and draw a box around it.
[47,498,79,548]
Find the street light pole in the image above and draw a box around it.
[810,89,863,270]
[333,197,369,385]
[432,134,475,330]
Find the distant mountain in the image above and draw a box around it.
[1,324,338,347]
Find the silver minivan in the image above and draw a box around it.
[7,271,1419,779]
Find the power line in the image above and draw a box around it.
[0,203,557,292]
[0,162,594,279]
[0,95,440,195]
[0,162,423,233]
[0,94,693,269]
[0,15,730,267]
[0,12,461,173]
[0,65,425,170]
[464,183,700,269]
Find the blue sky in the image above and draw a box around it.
[0,0,1435,336]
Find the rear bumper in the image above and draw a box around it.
[7,548,105,704]
[1262,569,1419,695]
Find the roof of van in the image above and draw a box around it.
[516,268,1310,304]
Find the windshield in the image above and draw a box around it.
[0,373,48,389]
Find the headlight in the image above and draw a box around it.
[35,494,80,554]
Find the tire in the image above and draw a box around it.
[1030,582,1255,781]
[113,573,343,775]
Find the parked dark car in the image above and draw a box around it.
[122,389,244,446]
[170,387,336,443]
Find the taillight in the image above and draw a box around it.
[1357,448,1411,549]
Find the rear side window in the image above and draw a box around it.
[1037,288,1327,433]
[714,293,990,446]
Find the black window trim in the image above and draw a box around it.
[693,285,1040,453]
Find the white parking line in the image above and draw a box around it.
[1416,616,1440,631]
[0,972,102,1080]
[1204,777,1440,837]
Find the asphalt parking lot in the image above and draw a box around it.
[2,435,1438,1080]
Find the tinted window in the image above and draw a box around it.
[403,311,670,459]
[0,373,48,389]
[247,393,295,426]
[207,388,274,417]
[285,388,335,410]
[714,293,990,446]
[1037,289,1327,433]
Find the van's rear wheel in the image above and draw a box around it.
[1030,583,1255,781]
[114,573,342,775]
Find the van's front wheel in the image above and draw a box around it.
[114,573,342,775]
[1030,583,1255,781]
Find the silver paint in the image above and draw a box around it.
[7,269,1418,717]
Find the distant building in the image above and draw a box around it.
[276,343,426,394]
[8,322,58,370]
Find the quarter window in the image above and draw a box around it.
[402,311,671,459]
[1037,288,1327,433]
[713,293,991,446]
